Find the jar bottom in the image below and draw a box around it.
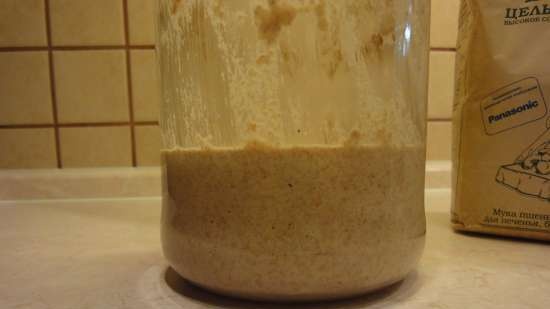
[163,232,425,302]
[177,272,409,303]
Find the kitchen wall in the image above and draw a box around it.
[0,0,458,169]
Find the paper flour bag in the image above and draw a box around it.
[452,0,550,241]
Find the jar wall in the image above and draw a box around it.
[157,0,430,149]
[157,0,430,301]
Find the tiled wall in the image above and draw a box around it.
[0,0,458,169]
[0,0,159,169]
[427,0,459,162]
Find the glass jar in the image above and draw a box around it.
[157,0,430,302]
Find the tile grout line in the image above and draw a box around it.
[0,44,456,53]
[0,45,453,52]
[0,122,159,129]
[1,45,453,52]
[0,45,155,52]
[44,0,62,169]
[431,47,457,52]
[122,0,138,167]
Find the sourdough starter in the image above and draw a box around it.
[161,142,426,301]
[158,0,429,301]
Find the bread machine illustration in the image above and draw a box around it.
[496,118,550,200]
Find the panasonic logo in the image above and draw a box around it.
[488,100,539,124]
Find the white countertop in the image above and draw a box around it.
[1,190,549,309]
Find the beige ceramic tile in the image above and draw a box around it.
[0,0,47,47]
[428,51,456,120]
[60,126,132,167]
[49,0,124,46]
[54,50,129,123]
[430,0,460,48]
[0,128,57,169]
[131,50,160,122]
[135,125,161,166]
[427,121,452,161]
[0,51,53,125]
[128,0,156,45]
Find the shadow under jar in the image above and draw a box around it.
[157,0,430,302]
